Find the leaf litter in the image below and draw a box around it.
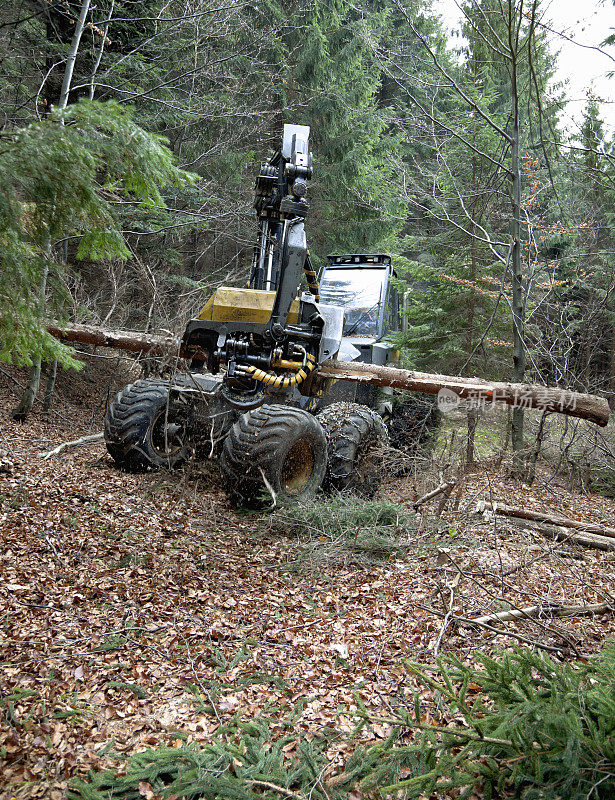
[2,360,615,799]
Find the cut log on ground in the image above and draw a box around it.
[47,322,610,426]
[520,522,615,552]
[471,602,612,626]
[477,501,615,540]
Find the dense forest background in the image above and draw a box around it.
[1,0,613,400]
[4,6,615,798]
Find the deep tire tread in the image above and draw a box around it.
[220,404,327,506]
[317,402,388,498]
[104,378,191,472]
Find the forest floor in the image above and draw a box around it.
[2,356,615,799]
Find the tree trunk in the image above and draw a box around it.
[42,359,58,412]
[58,0,92,109]
[526,410,547,485]
[88,0,114,100]
[608,327,615,410]
[12,362,43,422]
[45,321,612,426]
[13,253,51,421]
[12,0,86,421]
[466,407,478,466]
[509,41,526,471]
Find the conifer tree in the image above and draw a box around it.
[1,100,195,419]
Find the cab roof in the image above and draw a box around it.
[325,254,391,268]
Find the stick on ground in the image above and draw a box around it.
[38,432,104,459]
[471,602,612,626]
[414,480,457,510]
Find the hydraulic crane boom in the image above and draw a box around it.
[181,124,343,410]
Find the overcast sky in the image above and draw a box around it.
[434,0,615,140]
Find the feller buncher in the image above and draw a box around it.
[104,124,437,504]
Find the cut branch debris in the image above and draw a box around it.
[413,480,457,510]
[470,602,613,626]
[38,432,104,459]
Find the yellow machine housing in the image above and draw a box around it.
[197,287,300,325]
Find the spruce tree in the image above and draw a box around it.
[1,99,195,418]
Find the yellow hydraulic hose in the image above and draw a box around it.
[243,352,317,390]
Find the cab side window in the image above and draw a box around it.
[386,285,399,334]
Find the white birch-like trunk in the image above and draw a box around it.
[58,0,92,110]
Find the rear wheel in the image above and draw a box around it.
[384,393,441,471]
[220,404,327,506]
[317,402,388,498]
[104,379,192,472]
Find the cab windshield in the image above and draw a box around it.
[318,268,387,337]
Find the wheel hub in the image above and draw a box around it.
[281,440,314,495]
[150,408,186,457]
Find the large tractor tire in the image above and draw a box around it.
[317,402,388,498]
[220,404,327,507]
[104,379,193,472]
[385,393,441,471]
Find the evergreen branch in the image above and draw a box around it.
[359,714,517,749]
[356,21,512,174]
[458,2,512,60]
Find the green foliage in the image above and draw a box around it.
[0,99,196,365]
[389,0,568,380]
[391,253,508,375]
[103,681,150,699]
[361,644,615,799]
[591,467,615,499]
[68,715,340,800]
[264,495,416,564]
[71,643,615,800]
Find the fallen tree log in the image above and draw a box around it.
[47,322,610,426]
[521,522,615,553]
[471,601,612,626]
[477,501,615,540]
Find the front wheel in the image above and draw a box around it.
[220,404,327,506]
[104,379,193,472]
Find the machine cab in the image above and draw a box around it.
[318,254,399,365]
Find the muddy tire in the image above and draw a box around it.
[104,379,192,472]
[317,402,388,498]
[220,404,327,506]
[385,393,441,469]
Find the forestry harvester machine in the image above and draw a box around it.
[104,124,437,504]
